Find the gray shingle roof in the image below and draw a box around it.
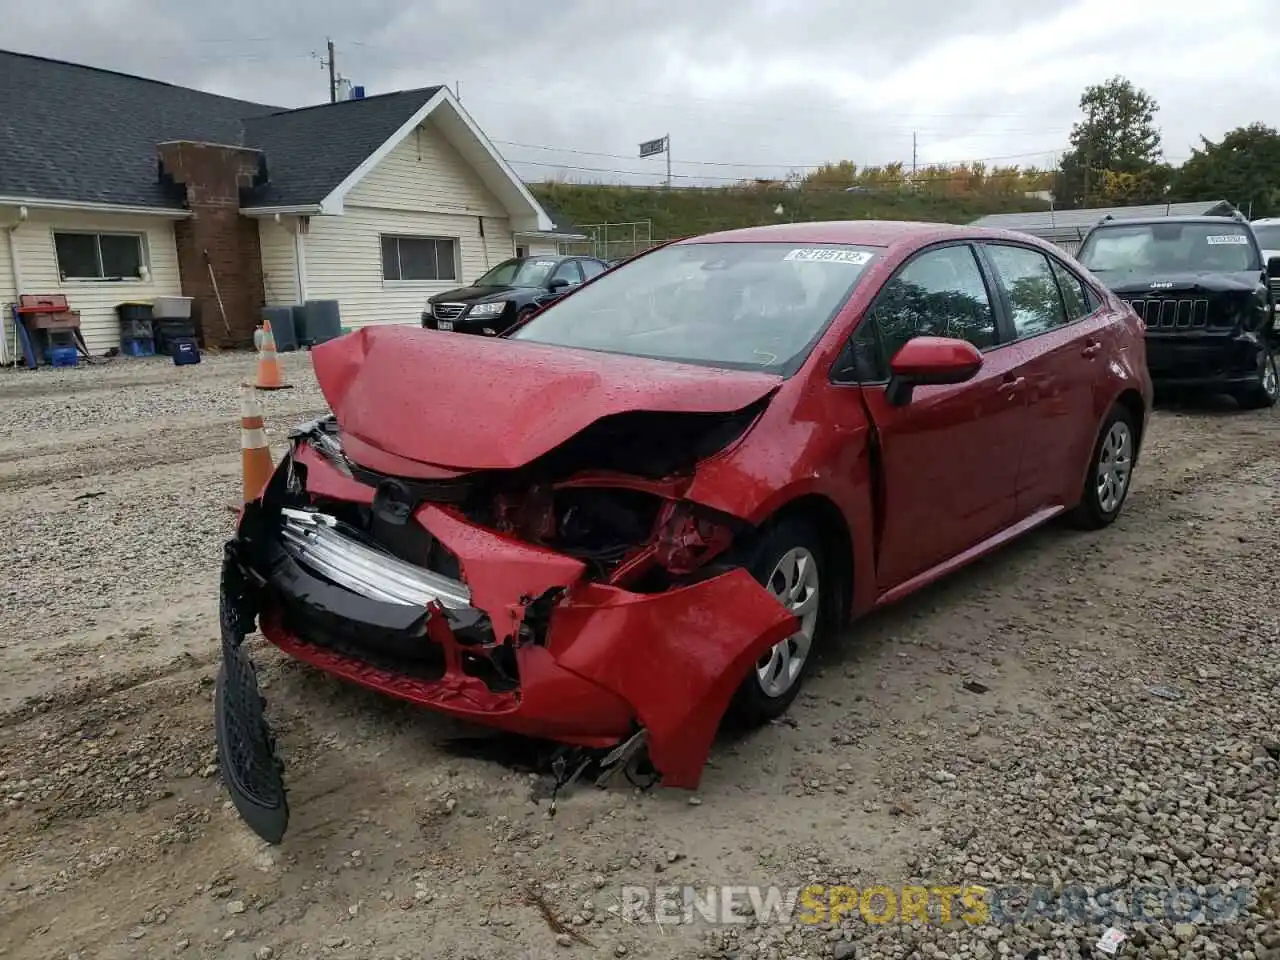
[971,200,1236,236]
[0,49,277,208]
[0,49,441,211]
[527,199,585,237]
[241,87,442,208]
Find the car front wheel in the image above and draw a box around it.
[1234,347,1279,410]
[1067,404,1137,530]
[728,519,828,725]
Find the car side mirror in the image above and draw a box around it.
[886,336,983,406]
[548,277,571,292]
[1267,256,1280,281]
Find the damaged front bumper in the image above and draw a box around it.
[215,443,797,843]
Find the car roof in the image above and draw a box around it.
[1085,214,1248,228]
[1251,217,1280,226]
[673,219,1065,256]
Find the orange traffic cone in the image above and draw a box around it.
[250,319,292,390]
[240,386,275,504]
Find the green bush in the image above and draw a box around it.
[529,182,1050,244]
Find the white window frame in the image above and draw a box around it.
[380,234,460,284]
[53,231,150,282]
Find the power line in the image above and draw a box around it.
[163,33,1075,120]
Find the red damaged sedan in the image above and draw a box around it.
[217,221,1151,842]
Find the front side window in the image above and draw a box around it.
[510,241,881,374]
[54,232,146,280]
[380,235,458,281]
[1078,222,1261,275]
[550,260,583,286]
[984,244,1068,338]
[475,257,558,287]
[872,244,997,360]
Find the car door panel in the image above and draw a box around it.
[851,242,1028,591]
[980,243,1108,513]
[861,346,1027,589]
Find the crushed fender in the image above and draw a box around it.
[549,571,798,788]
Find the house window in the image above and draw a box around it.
[53,232,147,281]
[380,235,458,281]
[515,245,528,258]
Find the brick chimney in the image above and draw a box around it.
[157,141,265,349]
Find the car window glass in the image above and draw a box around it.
[580,260,607,279]
[551,261,582,285]
[872,245,997,358]
[1049,259,1091,322]
[986,245,1069,338]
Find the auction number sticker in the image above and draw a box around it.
[784,248,873,264]
[1205,234,1248,245]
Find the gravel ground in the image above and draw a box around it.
[1,353,1279,960]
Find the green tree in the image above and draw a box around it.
[1171,123,1280,218]
[1055,76,1164,208]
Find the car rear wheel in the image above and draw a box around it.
[1067,404,1137,530]
[1234,347,1279,410]
[728,519,829,726]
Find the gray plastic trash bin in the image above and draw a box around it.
[261,307,298,352]
[300,300,342,347]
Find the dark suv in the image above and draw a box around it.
[1076,213,1280,408]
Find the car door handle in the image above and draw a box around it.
[1081,340,1102,358]
[998,375,1025,395]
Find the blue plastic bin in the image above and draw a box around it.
[121,337,155,357]
[49,346,79,368]
[170,336,201,365]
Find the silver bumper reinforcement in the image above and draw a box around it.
[279,507,473,610]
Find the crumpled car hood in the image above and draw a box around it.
[311,325,782,471]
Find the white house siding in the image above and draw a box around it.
[0,227,15,361]
[302,117,517,329]
[520,238,561,257]
[259,218,299,305]
[9,210,182,354]
[304,208,512,327]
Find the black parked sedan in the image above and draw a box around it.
[422,255,610,336]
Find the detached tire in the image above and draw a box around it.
[1234,347,1279,410]
[1067,403,1138,530]
[727,519,830,726]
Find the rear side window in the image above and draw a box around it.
[985,244,1068,338]
[551,260,583,285]
[871,244,998,358]
[1050,259,1092,321]
[580,259,607,280]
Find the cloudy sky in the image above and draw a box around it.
[4,0,1274,186]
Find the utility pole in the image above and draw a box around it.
[1083,147,1091,208]
[327,38,336,103]
[666,134,672,190]
[455,80,462,102]
[911,131,918,179]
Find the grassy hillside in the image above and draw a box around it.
[529,182,1051,245]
